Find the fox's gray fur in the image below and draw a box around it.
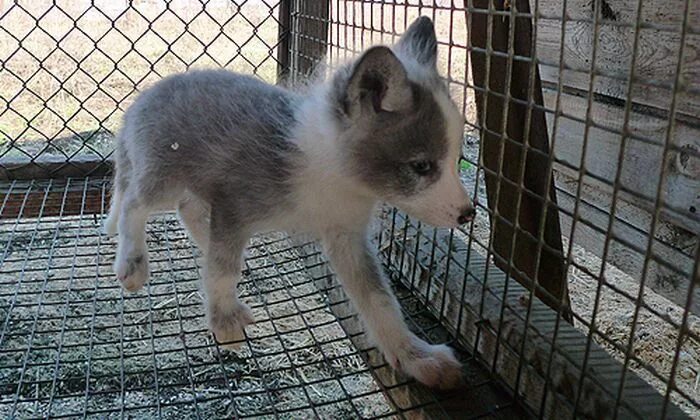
[106,16,474,389]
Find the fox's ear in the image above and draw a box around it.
[395,16,438,69]
[343,46,412,116]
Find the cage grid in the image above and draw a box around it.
[0,178,527,419]
[1,0,699,419]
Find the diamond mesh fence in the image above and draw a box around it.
[1,0,284,178]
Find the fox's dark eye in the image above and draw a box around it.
[410,160,433,175]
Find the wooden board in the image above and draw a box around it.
[0,182,108,219]
[0,157,111,180]
[470,0,573,322]
[533,0,700,120]
[554,171,699,315]
[378,212,688,419]
[543,88,700,234]
[527,0,699,299]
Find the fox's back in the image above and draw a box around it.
[116,69,301,204]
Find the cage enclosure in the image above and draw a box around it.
[1,1,698,419]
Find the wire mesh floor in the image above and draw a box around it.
[0,178,527,419]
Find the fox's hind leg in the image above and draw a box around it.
[104,148,131,236]
[177,194,250,271]
[107,146,152,292]
[201,203,253,350]
[113,187,151,292]
[177,193,211,254]
[104,171,124,236]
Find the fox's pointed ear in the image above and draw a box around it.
[395,16,438,68]
[343,46,412,116]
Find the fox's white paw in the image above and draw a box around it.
[208,300,254,350]
[115,251,149,292]
[387,338,463,389]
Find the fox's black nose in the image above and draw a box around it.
[457,206,476,225]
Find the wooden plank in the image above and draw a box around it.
[532,0,700,120]
[544,88,700,234]
[0,129,114,180]
[379,212,688,419]
[536,0,700,28]
[292,1,329,80]
[470,0,573,321]
[0,184,107,219]
[0,156,111,181]
[554,171,699,315]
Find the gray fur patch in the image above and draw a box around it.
[344,82,448,198]
[115,69,301,225]
[325,19,451,203]
[395,16,438,67]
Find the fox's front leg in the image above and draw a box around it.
[323,230,462,389]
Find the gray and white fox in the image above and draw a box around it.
[105,16,476,389]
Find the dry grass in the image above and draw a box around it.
[0,0,281,160]
[0,0,477,162]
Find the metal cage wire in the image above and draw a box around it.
[0,179,525,418]
[1,0,699,419]
[0,0,285,178]
[316,1,698,417]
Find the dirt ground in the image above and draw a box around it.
[565,240,700,418]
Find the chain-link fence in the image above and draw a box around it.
[1,0,699,419]
[0,0,284,178]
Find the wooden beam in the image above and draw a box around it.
[0,184,108,220]
[0,157,111,181]
[0,130,113,181]
[276,0,292,84]
[292,1,329,81]
[379,212,687,419]
[469,0,573,321]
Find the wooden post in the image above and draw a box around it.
[292,0,329,82]
[276,0,292,84]
[469,0,573,322]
